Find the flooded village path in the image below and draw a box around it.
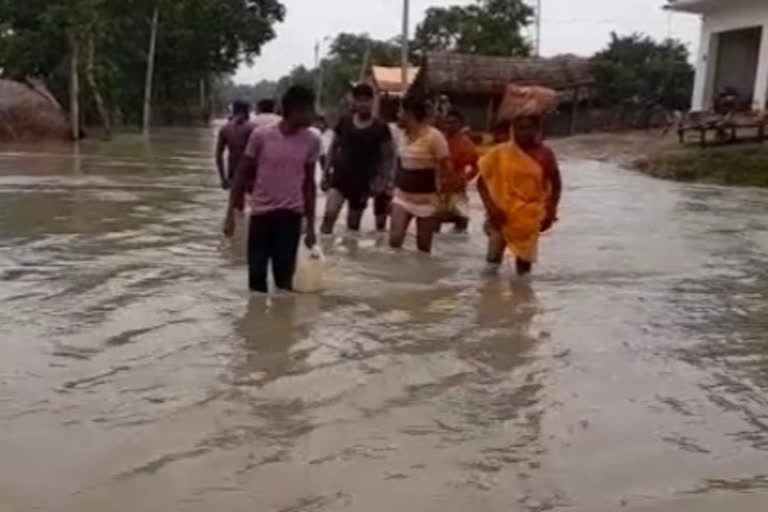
[2,128,768,511]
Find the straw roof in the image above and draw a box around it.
[415,52,595,96]
[371,66,420,96]
[0,79,71,140]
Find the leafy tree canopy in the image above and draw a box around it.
[318,33,401,108]
[593,32,694,110]
[264,33,403,116]
[414,0,533,57]
[0,0,285,125]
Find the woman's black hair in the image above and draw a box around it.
[401,94,429,121]
[281,85,316,116]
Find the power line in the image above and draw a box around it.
[402,0,410,90]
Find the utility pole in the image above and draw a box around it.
[314,40,323,111]
[314,37,332,111]
[143,7,159,137]
[359,40,372,83]
[535,0,542,57]
[401,0,410,93]
[68,31,80,141]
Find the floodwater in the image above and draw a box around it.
[2,128,768,512]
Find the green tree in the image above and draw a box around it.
[593,32,694,110]
[414,0,533,57]
[275,65,317,97]
[0,0,89,136]
[318,33,401,109]
[0,0,286,129]
[263,33,404,116]
[0,0,67,80]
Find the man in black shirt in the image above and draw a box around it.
[321,83,393,234]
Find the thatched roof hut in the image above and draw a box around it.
[368,65,420,122]
[411,52,596,133]
[0,79,72,140]
[370,66,420,97]
[412,51,595,98]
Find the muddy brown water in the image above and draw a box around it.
[2,128,768,512]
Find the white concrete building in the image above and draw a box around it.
[668,0,768,111]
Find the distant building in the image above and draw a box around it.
[369,65,419,122]
[668,0,768,111]
[408,52,594,135]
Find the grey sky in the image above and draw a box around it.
[235,0,701,84]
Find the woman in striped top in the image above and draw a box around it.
[389,95,453,254]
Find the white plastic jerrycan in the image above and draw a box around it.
[292,244,326,293]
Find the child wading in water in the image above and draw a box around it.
[478,86,562,276]
[223,86,320,292]
[439,109,479,233]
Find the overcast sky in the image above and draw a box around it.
[235,0,701,84]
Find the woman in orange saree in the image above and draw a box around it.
[477,87,562,276]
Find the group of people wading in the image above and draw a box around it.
[217,83,562,293]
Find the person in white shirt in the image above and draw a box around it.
[252,99,282,128]
[310,116,332,180]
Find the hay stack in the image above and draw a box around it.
[0,79,72,140]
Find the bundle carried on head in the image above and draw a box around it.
[497,85,557,122]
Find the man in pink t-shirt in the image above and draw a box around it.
[223,86,320,293]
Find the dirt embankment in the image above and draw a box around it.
[551,131,674,167]
[552,131,768,187]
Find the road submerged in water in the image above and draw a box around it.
[1,128,768,512]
